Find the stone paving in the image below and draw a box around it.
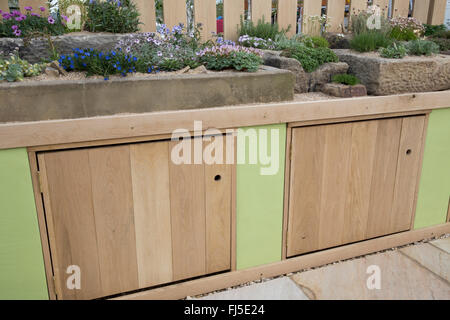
[196,236,450,300]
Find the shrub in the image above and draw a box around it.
[0,6,67,37]
[430,30,450,39]
[0,54,45,82]
[424,24,447,37]
[332,74,360,86]
[429,38,450,52]
[350,32,392,52]
[238,16,288,40]
[302,36,330,48]
[197,45,263,72]
[405,39,440,56]
[282,45,338,72]
[84,0,140,33]
[379,42,407,59]
[389,17,424,41]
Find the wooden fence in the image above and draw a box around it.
[1,0,448,40]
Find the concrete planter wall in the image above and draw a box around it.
[262,51,349,93]
[0,66,294,123]
[335,49,450,96]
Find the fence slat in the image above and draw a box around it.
[277,0,297,38]
[194,0,217,41]
[0,0,8,12]
[303,0,322,36]
[373,0,390,17]
[413,0,431,23]
[19,0,47,13]
[134,0,156,33]
[163,0,187,29]
[428,0,447,25]
[251,0,271,24]
[350,0,368,16]
[224,0,244,41]
[392,0,410,17]
[327,0,346,33]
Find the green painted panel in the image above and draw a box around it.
[0,148,48,300]
[236,124,286,270]
[415,108,450,229]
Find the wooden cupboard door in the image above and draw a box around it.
[287,116,426,257]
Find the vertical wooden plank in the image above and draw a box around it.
[194,0,217,41]
[89,145,139,297]
[317,123,353,250]
[224,0,244,41]
[163,0,187,29]
[287,126,326,257]
[327,0,346,33]
[350,0,368,16]
[277,0,297,37]
[390,116,426,233]
[392,0,411,17]
[366,118,403,239]
[169,138,206,281]
[130,142,173,288]
[342,120,378,244]
[251,0,272,24]
[134,0,156,32]
[413,0,431,23]
[303,0,323,35]
[39,150,102,300]
[428,0,447,25]
[0,0,9,12]
[205,138,232,273]
[19,0,47,13]
[374,0,390,17]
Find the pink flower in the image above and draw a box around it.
[48,16,55,24]
[14,29,22,37]
[11,25,18,30]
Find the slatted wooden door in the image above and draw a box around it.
[38,138,233,300]
[286,116,426,257]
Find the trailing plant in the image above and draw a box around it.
[379,42,407,59]
[350,31,392,52]
[0,6,67,37]
[0,54,45,82]
[197,44,263,72]
[84,0,140,33]
[282,45,338,73]
[405,39,440,56]
[332,74,360,86]
[424,24,447,37]
[238,35,276,49]
[389,17,424,41]
[238,16,288,40]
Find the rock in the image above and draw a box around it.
[189,65,208,74]
[176,66,190,74]
[48,60,68,76]
[44,67,60,78]
[308,62,349,92]
[334,49,450,95]
[320,83,367,98]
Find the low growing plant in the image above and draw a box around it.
[424,24,447,37]
[332,74,360,86]
[429,37,450,52]
[238,35,276,50]
[379,42,407,59]
[302,36,330,48]
[405,39,440,56]
[84,0,140,33]
[389,17,424,41]
[0,54,45,81]
[238,16,288,40]
[197,44,263,72]
[282,45,338,72]
[350,31,392,52]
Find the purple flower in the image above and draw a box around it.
[13,29,22,37]
[48,16,55,24]
[11,10,21,16]
[25,6,33,11]
[62,15,68,22]
[39,6,46,12]
[11,25,18,30]
[2,13,11,20]
[31,12,40,17]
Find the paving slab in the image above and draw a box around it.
[196,278,309,300]
[430,237,450,254]
[290,250,450,300]
[400,243,450,282]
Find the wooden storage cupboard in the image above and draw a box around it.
[286,115,427,257]
[36,138,234,300]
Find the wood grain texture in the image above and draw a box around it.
[163,0,187,29]
[327,0,346,32]
[39,150,102,300]
[302,0,323,35]
[89,145,139,297]
[194,0,217,40]
[130,142,173,288]
[277,0,297,37]
[413,0,431,23]
[373,0,390,16]
[224,0,244,41]
[134,0,156,32]
[392,0,410,17]
[251,0,272,23]
[169,139,207,281]
[0,0,8,13]
[350,0,368,15]
[428,0,447,25]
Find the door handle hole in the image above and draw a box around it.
[406,149,412,155]
[214,175,221,181]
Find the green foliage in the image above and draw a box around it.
[199,48,263,72]
[379,42,407,59]
[282,45,338,73]
[238,16,288,40]
[84,0,140,33]
[430,30,450,39]
[332,74,360,86]
[429,38,450,52]
[350,32,392,52]
[0,54,45,82]
[405,39,440,56]
[424,24,447,37]
[389,26,419,41]
[302,36,330,48]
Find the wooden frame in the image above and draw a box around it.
[115,223,450,300]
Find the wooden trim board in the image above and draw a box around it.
[1,91,449,150]
[114,223,450,300]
